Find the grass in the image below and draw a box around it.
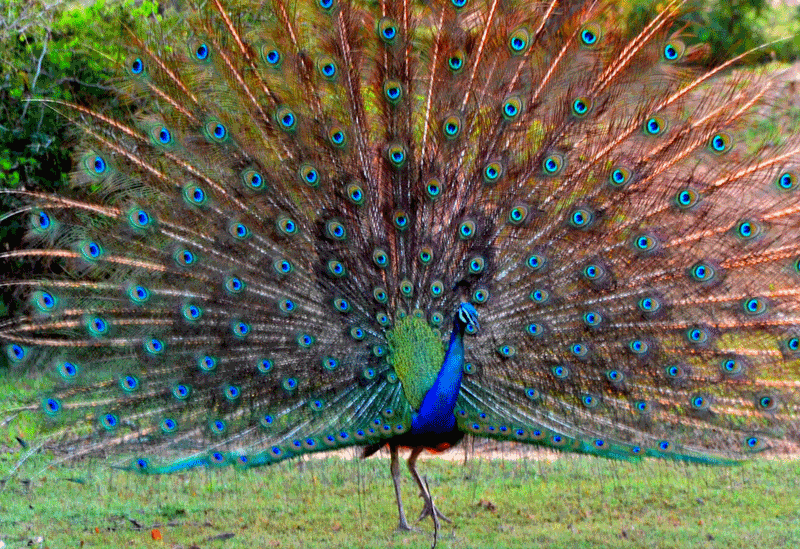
[1,449,799,548]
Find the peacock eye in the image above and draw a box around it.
[580,24,601,46]
[378,18,398,44]
[317,57,338,79]
[644,116,667,136]
[571,97,592,117]
[442,114,462,139]
[483,162,503,183]
[386,143,407,168]
[383,80,403,104]
[508,28,529,54]
[131,57,144,73]
[662,40,685,62]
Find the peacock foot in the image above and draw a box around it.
[395,521,423,533]
[416,498,452,525]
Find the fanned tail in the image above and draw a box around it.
[1,0,799,479]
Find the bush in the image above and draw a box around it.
[0,0,162,317]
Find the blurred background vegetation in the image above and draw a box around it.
[1,0,799,317]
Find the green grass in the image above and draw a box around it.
[1,450,798,548]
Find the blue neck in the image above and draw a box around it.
[410,327,464,435]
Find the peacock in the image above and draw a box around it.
[2,0,799,544]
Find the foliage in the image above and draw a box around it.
[624,0,800,64]
[0,0,163,318]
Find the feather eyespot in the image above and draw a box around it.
[447,51,465,73]
[32,290,57,312]
[442,114,462,139]
[326,259,345,277]
[502,96,522,120]
[542,154,564,175]
[662,40,685,62]
[183,184,207,206]
[468,256,485,274]
[204,121,228,142]
[276,215,298,236]
[734,220,762,241]
[373,248,389,267]
[685,326,710,344]
[241,169,265,191]
[298,164,320,187]
[78,240,104,261]
[608,166,631,189]
[346,182,365,204]
[225,275,245,294]
[483,162,503,183]
[276,107,297,131]
[529,288,550,304]
[709,133,732,154]
[232,321,251,338]
[425,178,442,199]
[182,304,202,321]
[584,312,603,327]
[400,279,414,297]
[127,285,150,304]
[377,18,398,44]
[742,297,768,316]
[688,261,717,283]
[419,247,434,263]
[471,288,489,305]
[317,56,338,80]
[571,97,592,118]
[192,42,210,62]
[261,44,282,67]
[526,253,546,270]
[459,220,476,239]
[508,28,530,54]
[57,361,78,380]
[580,24,602,46]
[130,57,144,74]
[644,116,667,136]
[257,359,273,374]
[674,188,699,209]
[383,80,403,104]
[393,211,409,230]
[31,209,53,232]
[569,207,594,229]
[508,205,528,225]
[373,286,388,303]
[327,126,347,148]
[776,171,797,191]
[386,143,407,168]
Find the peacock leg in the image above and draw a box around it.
[407,447,452,526]
[390,444,419,532]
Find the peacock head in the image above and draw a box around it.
[455,302,479,334]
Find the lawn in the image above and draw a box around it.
[1,446,798,548]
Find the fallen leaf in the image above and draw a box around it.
[477,499,497,511]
